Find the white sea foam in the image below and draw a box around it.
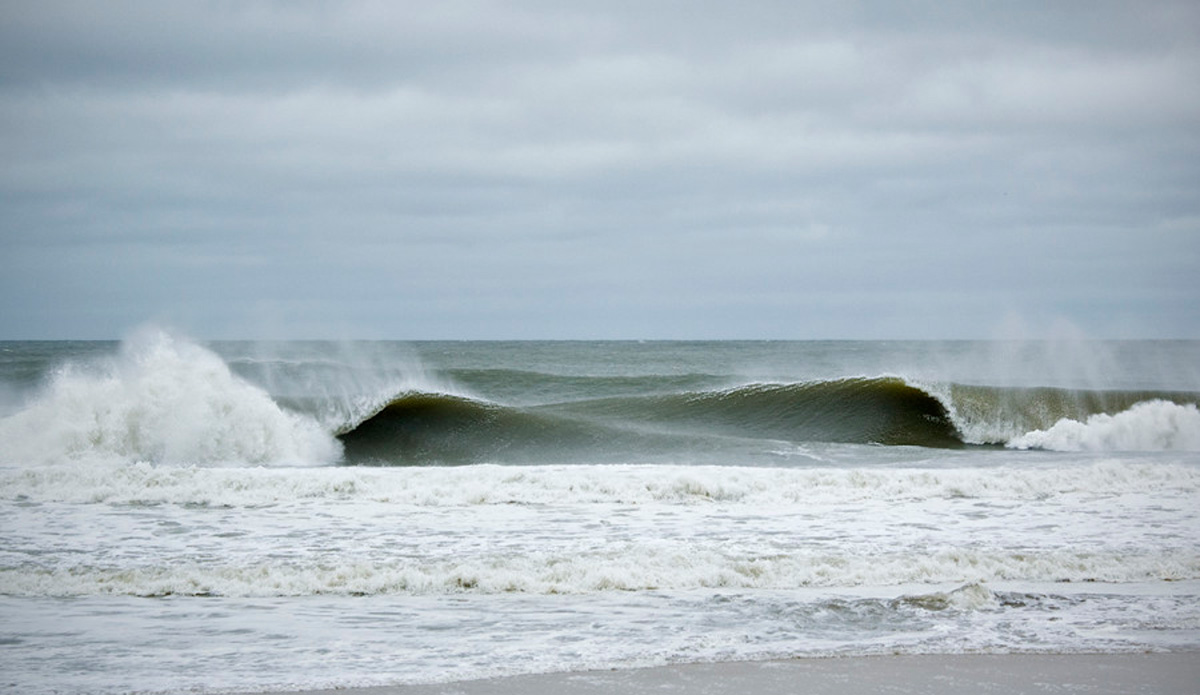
[2,460,1196,507]
[895,582,1001,611]
[3,547,1195,598]
[0,328,341,466]
[1008,400,1200,452]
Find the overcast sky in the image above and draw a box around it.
[1,1,1197,339]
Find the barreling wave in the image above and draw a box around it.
[336,377,964,464]
[335,377,1200,464]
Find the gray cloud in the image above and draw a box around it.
[1,0,1198,338]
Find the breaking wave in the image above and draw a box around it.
[2,331,1196,467]
[336,377,963,464]
[335,379,1200,464]
[1008,400,1200,452]
[0,328,341,466]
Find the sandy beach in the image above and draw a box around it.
[262,653,1200,695]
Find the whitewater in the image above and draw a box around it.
[1,330,1198,694]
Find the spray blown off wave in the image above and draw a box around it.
[0,329,340,466]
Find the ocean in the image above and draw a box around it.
[1,329,1198,694]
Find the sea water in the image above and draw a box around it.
[1,330,1198,693]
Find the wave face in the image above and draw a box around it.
[337,392,616,465]
[338,377,963,465]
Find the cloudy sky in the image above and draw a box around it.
[1,1,1197,339]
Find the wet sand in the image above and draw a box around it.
[260,652,1199,695]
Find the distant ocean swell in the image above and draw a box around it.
[0,331,1198,467]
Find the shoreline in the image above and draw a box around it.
[257,652,1200,695]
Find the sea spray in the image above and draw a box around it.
[0,327,340,466]
[221,338,463,434]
